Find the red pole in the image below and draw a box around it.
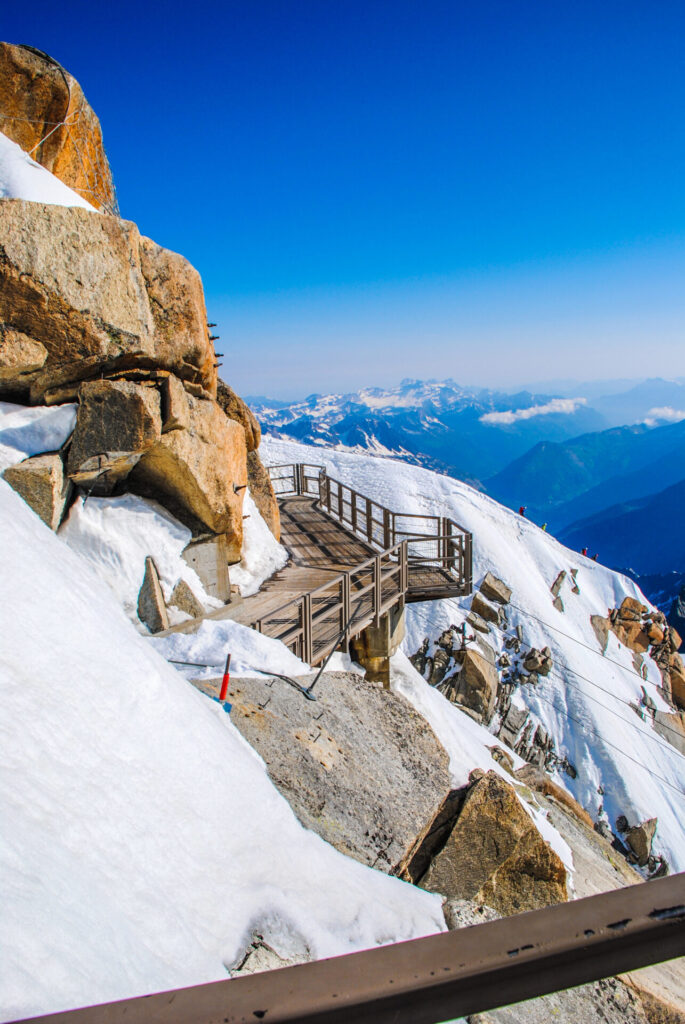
[219,653,231,701]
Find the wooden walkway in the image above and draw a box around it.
[161,464,472,665]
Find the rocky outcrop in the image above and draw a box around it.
[197,670,461,876]
[0,43,116,212]
[130,395,247,558]
[0,202,217,402]
[421,770,568,915]
[2,452,71,529]
[624,817,657,868]
[471,590,502,625]
[66,379,162,491]
[247,450,281,540]
[169,579,205,620]
[515,764,594,829]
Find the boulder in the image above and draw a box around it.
[467,610,490,634]
[479,572,512,605]
[0,201,216,401]
[591,614,610,653]
[137,556,169,634]
[0,43,116,212]
[653,711,685,756]
[3,452,71,529]
[619,596,645,621]
[200,671,462,877]
[452,649,499,723]
[471,591,501,625]
[130,395,247,559]
[169,579,205,619]
[216,380,261,452]
[645,620,665,645]
[624,817,657,867]
[420,771,568,915]
[523,647,552,676]
[67,379,162,491]
[498,703,528,749]
[0,328,48,382]
[550,570,566,597]
[247,450,281,540]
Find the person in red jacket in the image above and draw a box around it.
[518,506,526,517]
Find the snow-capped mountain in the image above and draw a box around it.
[249,379,608,482]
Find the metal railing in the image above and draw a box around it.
[252,542,407,665]
[17,872,685,1024]
[269,462,473,599]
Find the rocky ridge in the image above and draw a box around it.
[0,49,279,631]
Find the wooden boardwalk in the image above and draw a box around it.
[161,464,472,665]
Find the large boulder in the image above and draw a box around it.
[0,201,217,401]
[421,770,568,915]
[200,670,462,877]
[3,452,71,529]
[130,394,247,560]
[247,450,280,540]
[479,571,512,605]
[445,649,499,723]
[216,380,261,451]
[67,379,162,491]
[0,43,116,212]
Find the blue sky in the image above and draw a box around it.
[4,1,685,397]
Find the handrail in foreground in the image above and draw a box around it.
[16,873,685,1024]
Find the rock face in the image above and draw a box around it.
[0,201,217,402]
[131,395,247,558]
[247,450,281,540]
[3,452,71,529]
[198,671,461,876]
[0,43,116,212]
[421,771,568,915]
[67,379,162,491]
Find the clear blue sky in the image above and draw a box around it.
[4,1,685,397]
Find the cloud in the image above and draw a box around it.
[480,397,587,426]
[643,406,685,427]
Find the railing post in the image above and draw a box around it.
[366,498,372,543]
[401,540,408,596]
[374,556,382,626]
[341,572,351,652]
[302,592,313,664]
[383,508,392,549]
[351,491,357,535]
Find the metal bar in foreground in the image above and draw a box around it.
[17,874,685,1024]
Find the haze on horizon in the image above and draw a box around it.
[4,0,684,399]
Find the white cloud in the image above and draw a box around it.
[480,397,587,426]
[643,406,685,427]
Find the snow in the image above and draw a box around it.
[261,436,685,873]
[149,617,310,681]
[59,493,222,628]
[0,477,445,1021]
[230,491,288,596]
[0,400,77,471]
[0,130,96,210]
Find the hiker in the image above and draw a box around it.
[581,547,588,556]
[541,523,547,532]
[592,552,599,561]
[518,506,526,517]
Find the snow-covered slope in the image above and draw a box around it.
[0,478,444,1021]
[0,130,96,209]
[261,437,685,874]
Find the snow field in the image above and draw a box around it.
[261,437,685,873]
[0,479,445,1021]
